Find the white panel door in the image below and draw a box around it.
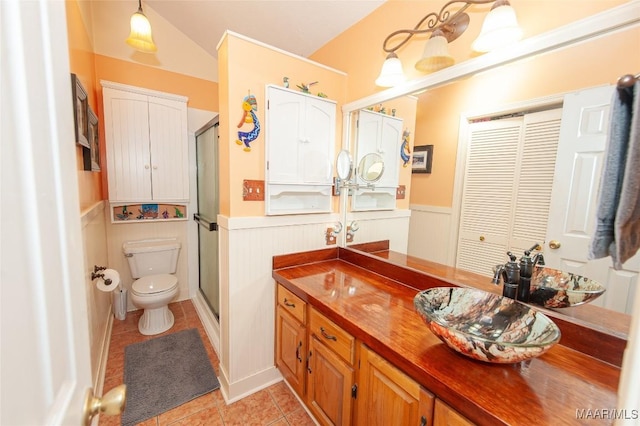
[546,85,639,313]
[148,95,189,201]
[1,1,93,424]
[103,88,152,201]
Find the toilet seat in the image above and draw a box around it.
[131,274,177,296]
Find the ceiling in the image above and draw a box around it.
[145,0,386,59]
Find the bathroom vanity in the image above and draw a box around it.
[272,244,626,425]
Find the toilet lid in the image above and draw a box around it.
[132,274,177,295]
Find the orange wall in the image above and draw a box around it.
[219,33,348,217]
[66,0,219,207]
[412,27,640,207]
[310,0,637,208]
[66,0,102,211]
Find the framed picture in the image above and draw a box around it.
[87,107,100,171]
[71,73,89,148]
[411,145,434,174]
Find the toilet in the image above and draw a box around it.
[123,238,181,335]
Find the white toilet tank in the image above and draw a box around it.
[123,238,181,278]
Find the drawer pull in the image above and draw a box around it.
[283,298,296,308]
[307,351,313,373]
[320,327,338,341]
[420,415,427,426]
[296,341,302,363]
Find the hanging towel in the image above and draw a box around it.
[612,81,640,269]
[589,85,633,262]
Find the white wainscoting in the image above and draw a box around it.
[80,201,113,394]
[408,204,454,265]
[213,209,411,403]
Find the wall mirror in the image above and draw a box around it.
[337,3,639,339]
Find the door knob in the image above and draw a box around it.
[549,240,561,249]
[83,384,126,426]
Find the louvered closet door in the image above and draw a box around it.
[510,109,563,254]
[457,109,562,277]
[457,118,522,276]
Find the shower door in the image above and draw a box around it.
[194,118,220,319]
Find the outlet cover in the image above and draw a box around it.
[243,180,265,201]
[325,228,337,245]
[396,185,406,199]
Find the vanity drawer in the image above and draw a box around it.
[310,307,355,365]
[277,284,306,324]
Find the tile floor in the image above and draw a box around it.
[100,300,316,426]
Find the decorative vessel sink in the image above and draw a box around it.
[529,267,606,308]
[414,287,561,363]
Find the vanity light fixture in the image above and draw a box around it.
[125,0,157,53]
[376,0,522,87]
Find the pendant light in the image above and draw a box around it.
[375,53,406,88]
[126,0,157,53]
[472,0,523,52]
[415,29,455,73]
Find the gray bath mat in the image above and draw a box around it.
[121,328,219,426]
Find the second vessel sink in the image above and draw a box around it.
[414,287,561,363]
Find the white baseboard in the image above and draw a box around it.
[192,292,221,357]
[95,308,114,396]
[218,364,283,404]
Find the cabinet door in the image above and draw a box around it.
[275,306,306,397]
[377,116,403,188]
[103,88,152,201]
[356,109,403,188]
[307,335,355,426]
[266,87,335,185]
[434,399,474,426]
[302,96,335,184]
[148,95,189,201]
[356,345,434,426]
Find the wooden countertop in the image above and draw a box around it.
[273,247,621,425]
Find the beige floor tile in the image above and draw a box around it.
[268,382,303,416]
[285,407,316,426]
[166,406,223,425]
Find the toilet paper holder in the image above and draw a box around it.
[92,265,113,285]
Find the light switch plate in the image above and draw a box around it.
[243,180,265,201]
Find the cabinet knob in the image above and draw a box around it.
[144,164,150,169]
[152,165,158,170]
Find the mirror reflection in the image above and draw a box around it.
[339,5,639,333]
[357,152,384,183]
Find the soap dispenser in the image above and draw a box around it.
[503,252,520,300]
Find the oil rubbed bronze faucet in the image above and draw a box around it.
[492,244,545,302]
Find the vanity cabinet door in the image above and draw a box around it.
[434,399,474,426]
[275,305,306,398]
[306,334,355,426]
[356,344,435,426]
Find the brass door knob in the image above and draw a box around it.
[83,384,126,426]
[549,240,561,249]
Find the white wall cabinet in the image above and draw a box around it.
[102,81,189,203]
[353,109,403,211]
[265,85,336,215]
